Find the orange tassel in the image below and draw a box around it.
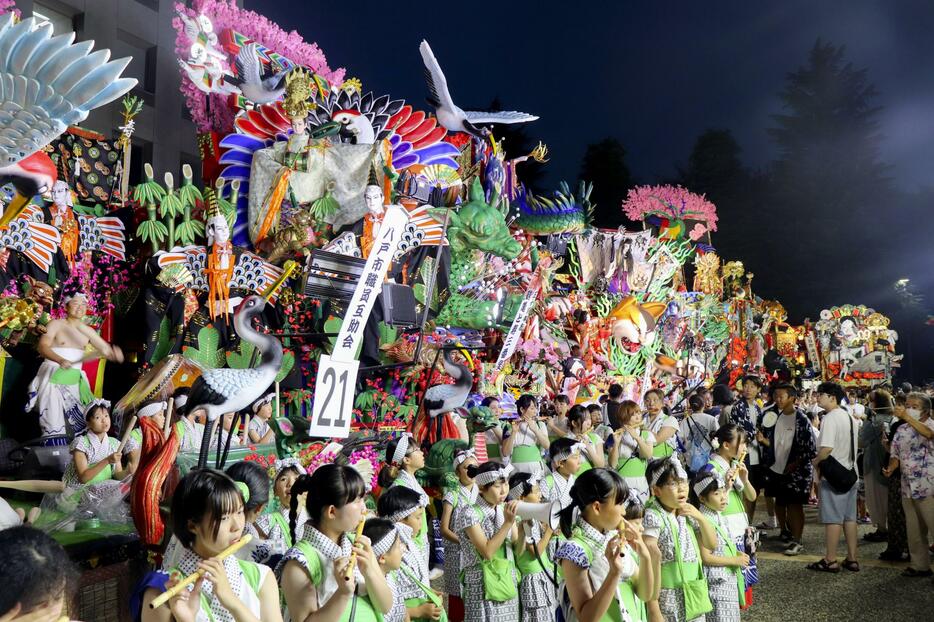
[256,167,292,243]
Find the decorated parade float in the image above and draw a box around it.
[0,2,901,618]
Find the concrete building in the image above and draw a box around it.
[12,0,244,186]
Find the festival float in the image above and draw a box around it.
[0,1,901,616]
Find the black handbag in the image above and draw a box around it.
[820,412,858,493]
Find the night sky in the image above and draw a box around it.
[247,0,934,380]
[247,0,934,190]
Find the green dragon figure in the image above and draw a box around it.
[417,405,499,492]
[430,179,523,330]
[514,181,592,235]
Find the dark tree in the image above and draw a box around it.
[760,39,894,317]
[578,138,633,228]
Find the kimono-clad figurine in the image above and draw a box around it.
[48,180,79,266]
[252,69,316,243]
[204,205,234,321]
[360,170,386,258]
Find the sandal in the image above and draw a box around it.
[842,559,860,572]
[901,567,933,578]
[806,558,840,573]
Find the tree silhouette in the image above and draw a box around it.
[578,138,633,228]
[761,39,894,316]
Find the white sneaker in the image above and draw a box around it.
[784,542,804,556]
[429,568,444,581]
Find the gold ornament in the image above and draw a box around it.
[282,68,317,120]
[693,252,722,295]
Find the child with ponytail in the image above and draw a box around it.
[555,468,653,622]
[643,457,717,622]
[142,469,282,622]
[378,434,430,571]
[507,471,556,622]
[255,459,306,562]
[278,464,392,622]
[706,424,757,545]
[455,461,520,620]
[377,487,445,622]
[690,471,749,621]
[440,449,479,622]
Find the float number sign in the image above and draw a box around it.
[309,354,359,438]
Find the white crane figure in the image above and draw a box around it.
[419,40,538,139]
[0,14,136,224]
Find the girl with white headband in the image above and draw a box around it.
[643,456,717,622]
[541,438,583,510]
[440,449,479,622]
[256,459,307,561]
[362,518,407,622]
[55,400,129,515]
[248,393,276,444]
[278,464,392,622]
[377,487,444,622]
[689,471,749,621]
[454,461,520,621]
[378,434,431,572]
[555,468,653,622]
[507,471,556,622]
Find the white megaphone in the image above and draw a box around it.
[515,500,562,530]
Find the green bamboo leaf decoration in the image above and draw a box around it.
[182,326,226,368]
[132,163,166,206]
[136,201,167,253]
[176,164,205,245]
[160,173,183,248]
[310,186,339,220]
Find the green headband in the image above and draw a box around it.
[235,481,250,504]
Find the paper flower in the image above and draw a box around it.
[622,185,718,232]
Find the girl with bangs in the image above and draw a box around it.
[555,468,654,622]
[456,461,521,621]
[142,469,282,622]
[278,464,392,622]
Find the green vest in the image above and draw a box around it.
[617,549,647,622]
[616,431,652,478]
[566,527,624,622]
[294,540,383,622]
[400,562,448,622]
[168,559,261,622]
[645,503,704,590]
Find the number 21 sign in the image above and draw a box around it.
[308,354,359,438]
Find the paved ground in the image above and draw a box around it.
[744,504,934,620]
